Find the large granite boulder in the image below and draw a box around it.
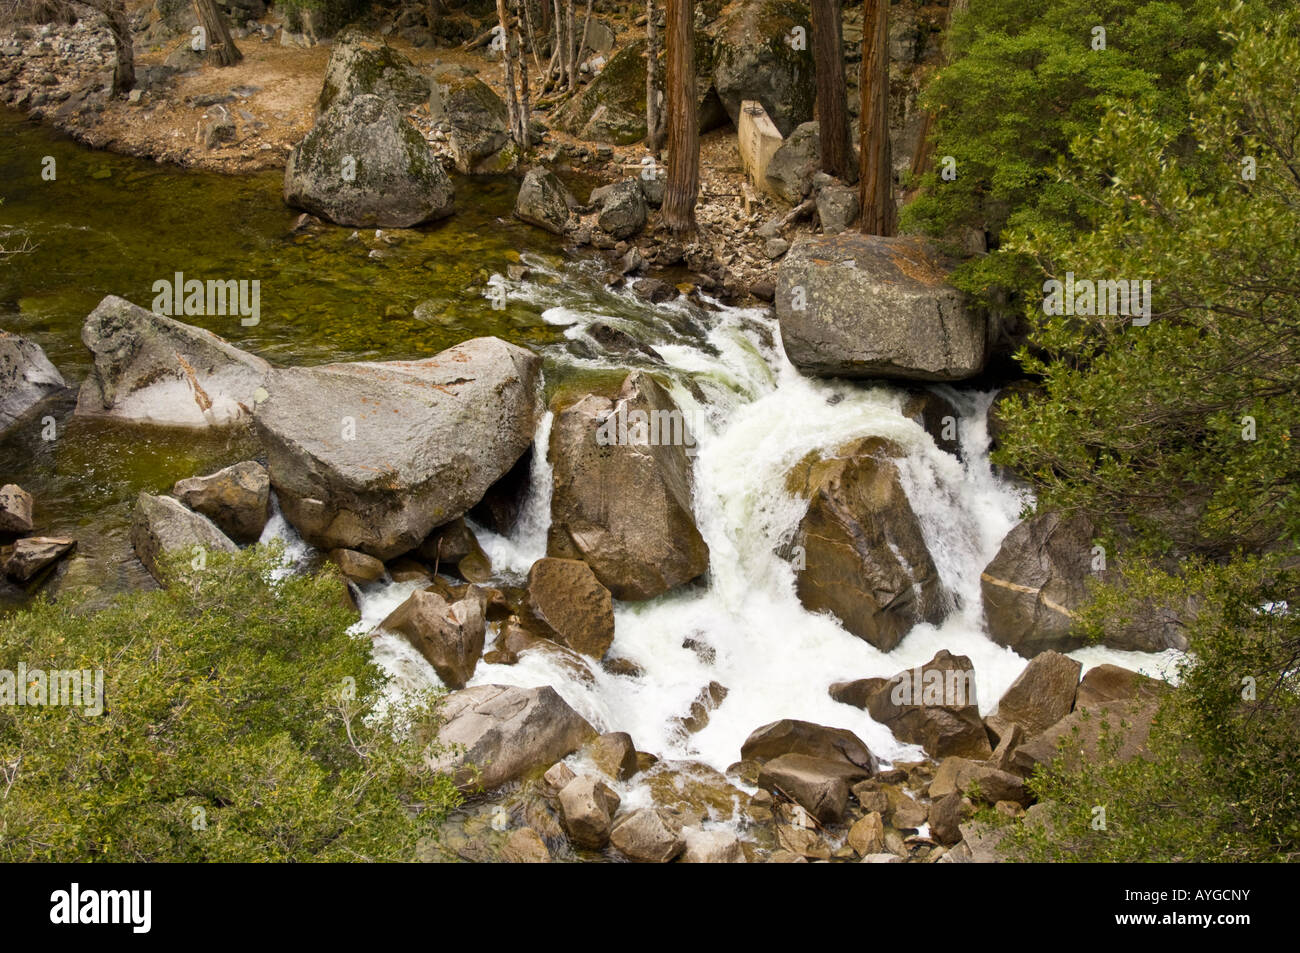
[428,684,597,792]
[776,234,987,381]
[431,73,517,174]
[764,120,820,204]
[0,331,65,436]
[710,0,815,137]
[830,650,992,759]
[285,93,455,228]
[555,38,725,144]
[789,437,947,651]
[989,651,1081,738]
[253,337,541,560]
[129,492,238,583]
[547,371,708,600]
[740,718,879,776]
[526,557,616,659]
[316,29,430,113]
[75,296,269,429]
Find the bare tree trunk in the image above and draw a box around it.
[514,0,531,146]
[577,0,594,62]
[811,0,852,180]
[859,0,893,235]
[521,0,543,72]
[552,0,568,89]
[83,0,134,95]
[646,0,662,153]
[193,0,242,67]
[565,0,577,91]
[497,0,521,143]
[662,0,698,233]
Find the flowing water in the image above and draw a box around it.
[2,107,1182,815]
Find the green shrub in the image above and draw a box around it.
[0,545,461,861]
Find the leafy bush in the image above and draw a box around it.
[993,4,1300,862]
[0,546,461,861]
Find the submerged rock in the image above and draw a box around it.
[548,371,709,600]
[790,437,947,651]
[0,331,65,436]
[776,234,987,381]
[252,337,541,560]
[830,650,992,760]
[429,684,596,792]
[75,296,270,429]
[285,94,454,228]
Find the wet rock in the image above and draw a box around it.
[285,94,454,228]
[790,437,947,651]
[500,826,552,863]
[498,622,597,685]
[591,179,647,240]
[990,651,1081,737]
[432,72,516,174]
[514,167,574,234]
[558,774,620,849]
[847,811,885,857]
[681,827,745,863]
[429,684,597,792]
[525,557,616,659]
[172,460,270,543]
[610,807,685,863]
[711,0,814,137]
[777,234,987,381]
[328,547,386,585]
[643,759,750,828]
[1075,663,1168,712]
[583,731,638,782]
[757,752,866,823]
[831,650,991,759]
[3,536,75,582]
[980,510,1097,656]
[0,484,34,535]
[75,296,270,428]
[930,757,1029,807]
[0,331,66,436]
[418,516,489,578]
[902,389,962,459]
[317,28,430,114]
[740,718,878,776]
[548,371,708,600]
[253,337,540,560]
[542,760,577,796]
[378,588,485,689]
[129,492,238,583]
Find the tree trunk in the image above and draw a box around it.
[497,0,521,143]
[515,0,531,146]
[553,0,568,88]
[859,0,893,235]
[646,0,662,153]
[662,0,699,233]
[85,0,134,96]
[193,0,242,68]
[565,0,577,91]
[909,0,968,183]
[811,0,852,180]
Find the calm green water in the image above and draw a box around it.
[0,106,632,608]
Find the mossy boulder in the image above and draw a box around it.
[557,38,726,145]
[711,0,815,136]
[431,72,517,174]
[317,28,431,114]
[284,94,454,228]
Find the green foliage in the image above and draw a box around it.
[0,546,461,861]
[992,5,1300,862]
[902,0,1285,304]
